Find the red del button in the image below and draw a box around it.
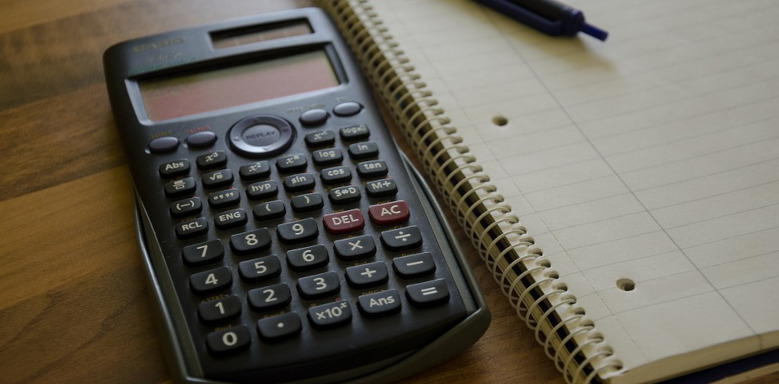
[323,209,365,234]
[368,201,410,225]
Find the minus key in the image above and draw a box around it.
[393,252,436,278]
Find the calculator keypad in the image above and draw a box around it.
[147,105,472,379]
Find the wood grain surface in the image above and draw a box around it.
[1,1,776,384]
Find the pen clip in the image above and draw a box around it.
[477,0,567,35]
[475,0,608,41]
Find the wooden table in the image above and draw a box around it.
[1,1,776,384]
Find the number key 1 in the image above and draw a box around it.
[198,295,241,323]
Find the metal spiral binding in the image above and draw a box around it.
[319,1,624,382]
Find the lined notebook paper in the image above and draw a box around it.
[365,0,779,381]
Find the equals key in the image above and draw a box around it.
[406,279,449,307]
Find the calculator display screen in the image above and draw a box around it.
[138,50,339,121]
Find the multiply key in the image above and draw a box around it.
[334,235,376,260]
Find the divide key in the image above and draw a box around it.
[380,226,422,251]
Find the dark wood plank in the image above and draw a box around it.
[0,167,170,384]
[0,84,125,200]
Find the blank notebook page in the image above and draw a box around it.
[370,0,779,378]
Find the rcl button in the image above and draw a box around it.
[368,201,409,225]
[176,217,208,238]
[323,209,365,234]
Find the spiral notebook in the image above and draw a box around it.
[318,0,779,383]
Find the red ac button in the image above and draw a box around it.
[368,200,410,226]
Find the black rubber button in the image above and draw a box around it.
[258,312,301,341]
[206,326,250,355]
[380,226,422,251]
[406,279,449,307]
[393,253,436,278]
[159,159,190,178]
[198,295,241,323]
[248,284,291,311]
[298,272,340,300]
[190,266,232,294]
[182,240,224,266]
[308,301,351,329]
[357,290,401,318]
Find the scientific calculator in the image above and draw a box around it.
[103,7,489,384]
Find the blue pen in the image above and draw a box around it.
[474,0,608,41]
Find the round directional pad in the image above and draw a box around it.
[228,114,295,158]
